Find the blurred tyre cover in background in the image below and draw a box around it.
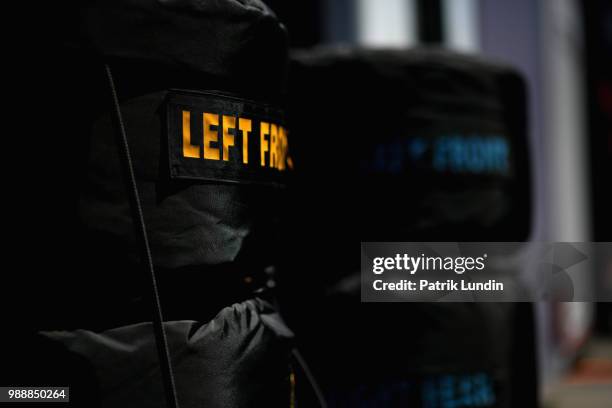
[1,1,304,407]
[281,48,538,407]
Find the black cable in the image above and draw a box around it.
[292,348,328,408]
[104,63,180,408]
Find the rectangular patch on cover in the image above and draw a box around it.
[166,89,292,185]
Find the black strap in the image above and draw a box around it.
[104,63,180,408]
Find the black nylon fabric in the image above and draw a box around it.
[66,0,290,272]
[6,0,290,326]
[40,298,294,408]
[18,0,291,329]
[3,1,301,407]
[2,297,295,408]
[59,0,288,99]
[280,47,536,407]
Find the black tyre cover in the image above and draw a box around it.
[280,47,537,408]
[2,1,302,407]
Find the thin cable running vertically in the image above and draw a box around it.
[104,63,180,408]
[292,348,328,408]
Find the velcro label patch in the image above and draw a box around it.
[166,90,292,185]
